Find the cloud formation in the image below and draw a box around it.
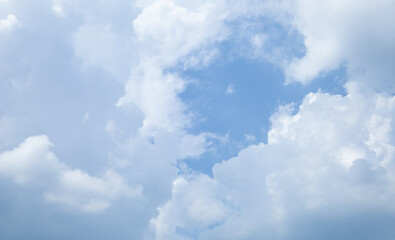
[282,0,395,91]
[1,0,395,239]
[151,85,395,239]
[0,14,17,32]
[0,135,141,212]
[149,0,395,239]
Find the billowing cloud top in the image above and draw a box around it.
[0,0,394,239]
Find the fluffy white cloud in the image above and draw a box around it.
[117,65,191,134]
[108,2,269,218]
[0,135,142,212]
[132,0,229,68]
[149,1,395,238]
[118,0,225,135]
[0,135,61,184]
[2,0,395,238]
[0,14,17,32]
[151,85,395,239]
[147,173,230,240]
[281,0,395,91]
[118,0,269,135]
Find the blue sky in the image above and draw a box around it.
[1,0,395,239]
[182,57,346,174]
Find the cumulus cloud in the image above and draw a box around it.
[0,135,142,212]
[148,0,395,239]
[149,174,230,240]
[117,65,191,134]
[281,0,395,91]
[108,3,270,216]
[2,0,395,238]
[118,0,228,135]
[151,85,395,239]
[118,0,269,135]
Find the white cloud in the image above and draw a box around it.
[44,169,142,212]
[0,135,61,184]
[226,84,234,95]
[0,135,142,212]
[146,0,395,227]
[280,0,395,91]
[118,0,268,135]
[52,5,65,17]
[117,65,190,135]
[132,0,229,68]
[0,14,17,32]
[2,0,394,238]
[117,0,230,136]
[113,2,395,236]
[151,86,395,239]
[109,3,267,216]
[149,174,230,240]
[244,134,255,142]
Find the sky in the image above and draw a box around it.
[0,0,395,239]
